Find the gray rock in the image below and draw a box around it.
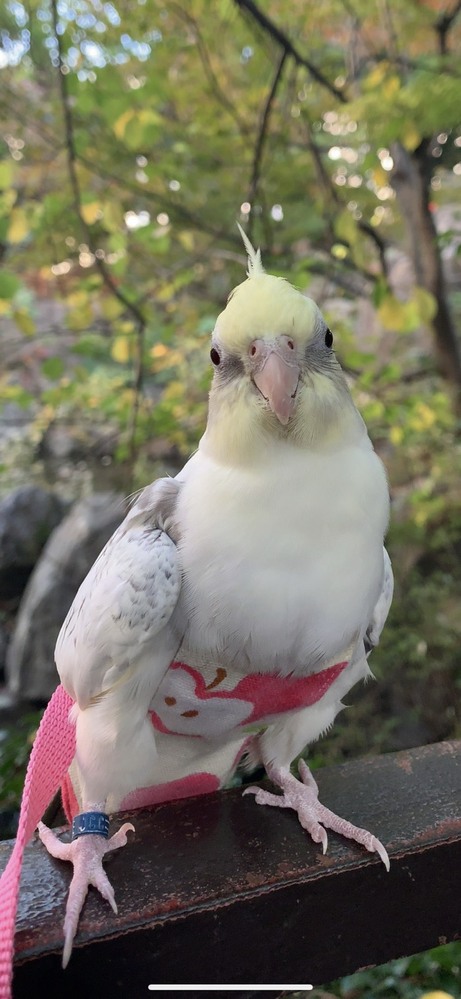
[0,617,10,680]
[0,486,67,599]
[6,492,126,702]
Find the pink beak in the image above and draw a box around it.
[252,338,300,425]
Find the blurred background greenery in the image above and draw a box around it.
[0,1,460,995]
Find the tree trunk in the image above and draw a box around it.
[390,141,461,413]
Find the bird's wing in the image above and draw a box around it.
[365,546,394,654]
[55,477,182,709]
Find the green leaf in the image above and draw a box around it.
[73,333,110,359]
[41,357,65,380]
[334,209,358,247]
[0,271,21,299]
[0,160,14,190]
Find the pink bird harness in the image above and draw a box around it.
[0,656,348,998]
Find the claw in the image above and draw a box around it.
[37,821,72,861]
[62,926,74,971]
[369,836,390,872]
[37,819,134,968]
[243,785,289,808]
[247,761,390,870]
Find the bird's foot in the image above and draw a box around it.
[37,819,134,968]
[243,758,389,870]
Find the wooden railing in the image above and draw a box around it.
[1,740,460,997]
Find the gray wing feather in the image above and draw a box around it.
[365,546,394,655]
[56,477,182,708]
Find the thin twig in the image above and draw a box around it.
[301,109,389,278]
[233,0,347,102]
[380,0,400,63]
[51,0,146,468]
[76,154,238,243]
[170,3,249,135]
[247,50,287,241]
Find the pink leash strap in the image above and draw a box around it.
[0,684,75,999]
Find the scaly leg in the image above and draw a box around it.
[38,811,134,968]
[243,758,389,870]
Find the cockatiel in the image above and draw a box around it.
[38,227,393,967]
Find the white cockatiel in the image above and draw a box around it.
[38,228,393,967]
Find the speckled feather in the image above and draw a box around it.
[56,478,182,711]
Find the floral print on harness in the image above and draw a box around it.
[150,659,348,739]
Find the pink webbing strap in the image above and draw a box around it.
[0,684,75,999]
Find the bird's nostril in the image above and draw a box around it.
[287,339,294,350]
[250,344,257,357]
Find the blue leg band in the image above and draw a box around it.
[71,811,110,840]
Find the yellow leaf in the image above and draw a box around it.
[0,189,17,212]
[138,109,161,126]
[150,343,168,359]
[156,282,176,302]
[113,110,134,140]
[377,294,409,331]
[151,347,183,371]
[414,287,437,324]
[382,75,400,99]
[0,299,11,315]
[102,201,123,233]
[389,426,403,446]
[67,290,89,309]
[13,308,35,336]
[372,166,388,188]
[419,992,456,998]
[100,296,124,320]
[331,243,348,260]
[178,231,195,252]
[8,208,29,244]
[364,63,389,89]
[411,402,436,431]
[402,125,422,152]
[163,380,184,400]
[67,303,93,331]
[111,336,131,363]
[401,299,420,331]
[414,507,429,527]
[81,202,102,226]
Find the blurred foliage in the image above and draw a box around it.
[0,710,42,817]
[310,941,461,997]
[0,4,461,994]
[0,0,460,480]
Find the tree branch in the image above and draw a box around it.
[233,0,347,103]
[51,0,146,467]
[247,49,287,241]
[435,0,461,55]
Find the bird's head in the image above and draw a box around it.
[203,226,364,464]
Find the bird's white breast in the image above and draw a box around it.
[176,440,389,676]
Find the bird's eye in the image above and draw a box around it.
[325,328,334,348]
[210,347,221,366]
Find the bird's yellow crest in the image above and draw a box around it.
[237,223,265,278]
